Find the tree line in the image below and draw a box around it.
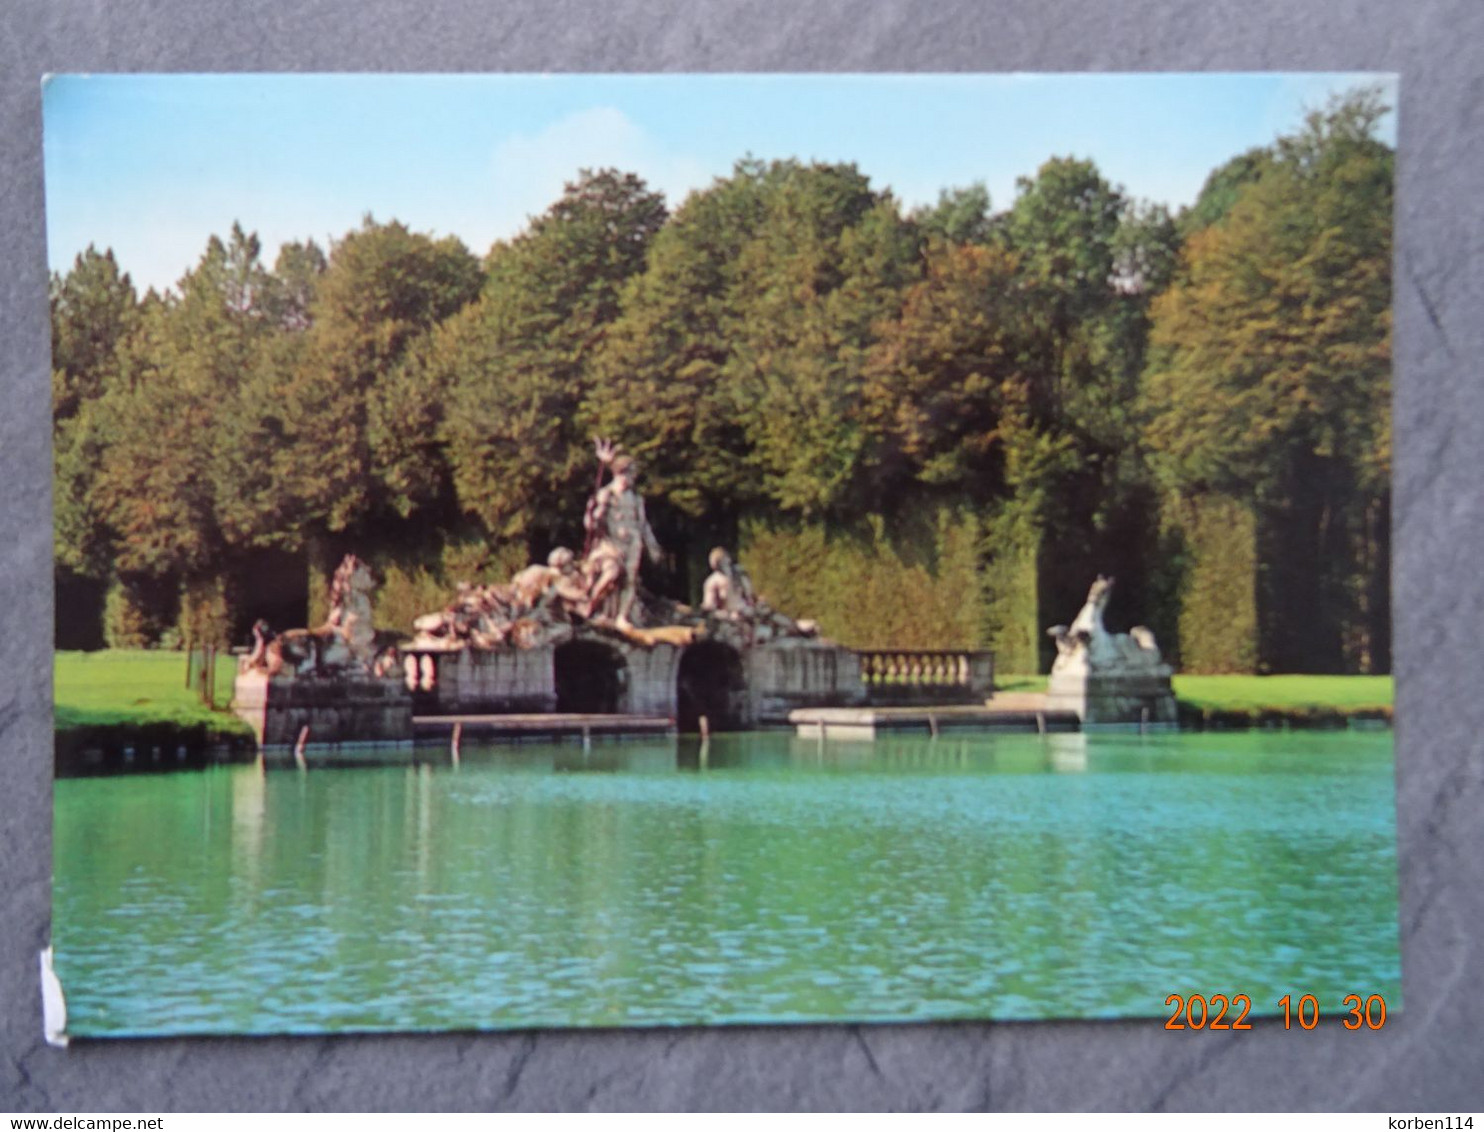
[51,90,1392,673]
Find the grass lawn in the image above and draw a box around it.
[1171,674,1392,712]
[55,649,249,737]
[996,672,1393,713]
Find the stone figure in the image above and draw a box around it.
[247,553,391,676]
[701,546,818,645]
[1044,573,1176,725]
[511,547,587,615]
[407,547,596,653]
[1047,575,1164,675]
[701,546,757,620]
[581,439,663,627]
[405,449,824,655]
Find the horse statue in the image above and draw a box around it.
[246,554,394,677]
[1047,575,1164,674]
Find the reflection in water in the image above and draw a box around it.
[1046,733,1088,774]
[52,730,1400,1036]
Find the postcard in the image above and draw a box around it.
[45,73,1399,1037]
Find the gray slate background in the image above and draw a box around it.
[2,0,1481,1111]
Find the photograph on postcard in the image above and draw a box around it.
[44,73,1398,1037]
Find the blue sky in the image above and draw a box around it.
[43,72,1395,294]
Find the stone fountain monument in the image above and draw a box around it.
[400,440,862,729]
[1043,575,1177,726]
[235,440,871,748]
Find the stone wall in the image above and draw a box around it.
[619,643,684,717]
[238,635,925,745]
[410,634,869,728]
[433,646,556,714]
[233,667,413,747]
[744,640,869,725]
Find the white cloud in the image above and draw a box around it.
[484,107,712,241]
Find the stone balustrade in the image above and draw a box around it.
[855,649,995,704]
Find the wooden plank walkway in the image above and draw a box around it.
[413,713,675,742]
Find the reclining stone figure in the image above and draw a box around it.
[701,546,818,645]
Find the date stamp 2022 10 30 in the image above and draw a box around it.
[1163,993,1391,1031]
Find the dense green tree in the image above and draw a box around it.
[217,218,481,553]
[51,249,141,587]
[1002,157,1127,421]
[910,183,995,247]
[93,227,277,580]
[1143,93,1392,502]
[1178,147,1274,237]
[265,238,327,331]
[724,162,918,516]
[441,170,668,548]
[861,238,1026,495]
[992,160,1183,652]
[50,246,139,421]
[1142,90,1393,671]
[69,228,286,643]
[582,161,778,520]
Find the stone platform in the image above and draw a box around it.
[790,702,1079,740]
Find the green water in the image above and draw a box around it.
[52,730,1401,1036]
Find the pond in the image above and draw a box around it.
[51,729,1400,1036]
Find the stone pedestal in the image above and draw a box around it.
[1045,669,1177,726]
[233,666,414,747]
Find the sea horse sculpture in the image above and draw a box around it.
[247,554,392,676]
[1047,575,1164,674]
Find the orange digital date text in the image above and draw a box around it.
[1164,993,1389,1029]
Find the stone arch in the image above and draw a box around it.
[554,639,627,714]
[676,639,746,733]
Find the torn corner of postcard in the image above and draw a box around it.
[40,945,69,1048]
